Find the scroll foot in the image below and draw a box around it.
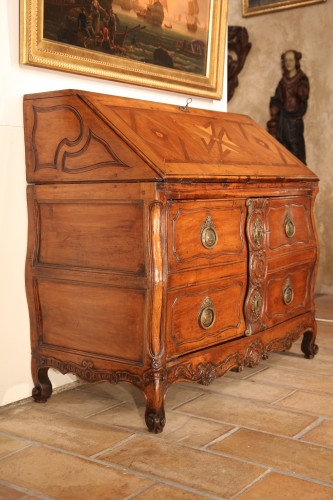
[144,380,166,433]
[301,330,319,359]
[145,408,166,434]
[32,366,52,403]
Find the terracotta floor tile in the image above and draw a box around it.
[132,483,208,499]
[204,376,293,403]
[0,404,131,456]
[160,415,233,447]
[262,350,333,376]
[0,435,28,459]
[301,420,333,448]
[209,428,333,484]
[316,295,333,320]
[315,322,333,352]
[224,365,267,380]
[41,386,121,417]
[89,402,147,433]
[247,366,333,394]
[0,483,26,499]
[237,471,333,499]
[89,401,234,446]
[276,390,333,418]
[165,384,205,409]
[99,436,266,498]
[176,393,315,436]
[77,381,146,405]
[0,446,151,499]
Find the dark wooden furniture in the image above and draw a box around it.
[24,90,319,433]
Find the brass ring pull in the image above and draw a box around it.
[283,281,294,305]
[285,215,295,238]
[252,218,264,246]
[201,216,218,249]
[198,297,216,330]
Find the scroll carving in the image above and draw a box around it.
[32,105,129,173]
[33,355,143,387]
[167,320,317,385]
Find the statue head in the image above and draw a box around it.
[281,50,302,77]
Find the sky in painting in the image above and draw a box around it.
[162,0,210,26]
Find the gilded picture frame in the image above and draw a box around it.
[242,0,326,17]
[20,0,227,99]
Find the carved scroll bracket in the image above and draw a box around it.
[228,26,252,101]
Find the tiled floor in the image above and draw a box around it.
[0,295,332,499]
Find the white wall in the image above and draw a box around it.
[0,0,227,406]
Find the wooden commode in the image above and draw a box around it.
[23,90,319,433]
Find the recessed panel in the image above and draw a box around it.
[38,201,145,275]
[37,280,146,363]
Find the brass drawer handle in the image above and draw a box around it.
[198,297,216,330]
[283,280,294,305]
[201,216,218,249]
[285,214,295,238]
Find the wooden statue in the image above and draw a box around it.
[267,50,309,164]
[227,26,252,101]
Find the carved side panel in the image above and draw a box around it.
[244,198,268,336]
[31,105,128,173]
[24,96,158,182]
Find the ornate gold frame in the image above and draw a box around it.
[20,0,227,99]
[242,0,326,17]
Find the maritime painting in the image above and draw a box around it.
[43,0,211,76]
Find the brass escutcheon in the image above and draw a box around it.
[283,280,294,305]
[201,216,218,249]
[251,291,262,319]
[285,214,296,238]
[252,218,264,246]
[198,297,216,330]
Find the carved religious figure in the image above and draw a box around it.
[267,50,309,164]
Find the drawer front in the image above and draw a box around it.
[264,263,314,328]
[167,200,246,272]
[166,277,247,358]
[266,196,315,255]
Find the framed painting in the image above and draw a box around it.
[242,0,326,17]
[20,0,227,99]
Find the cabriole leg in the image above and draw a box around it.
[144,379,166,434]
[301,328,319,359]
[31,358,52,402]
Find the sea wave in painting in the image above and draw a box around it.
[43,0,210,75]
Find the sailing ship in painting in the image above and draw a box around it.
[136,0,167,27]
[186,0,199,32]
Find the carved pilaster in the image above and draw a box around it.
[148,202,165,371]
[244,198,268,336]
